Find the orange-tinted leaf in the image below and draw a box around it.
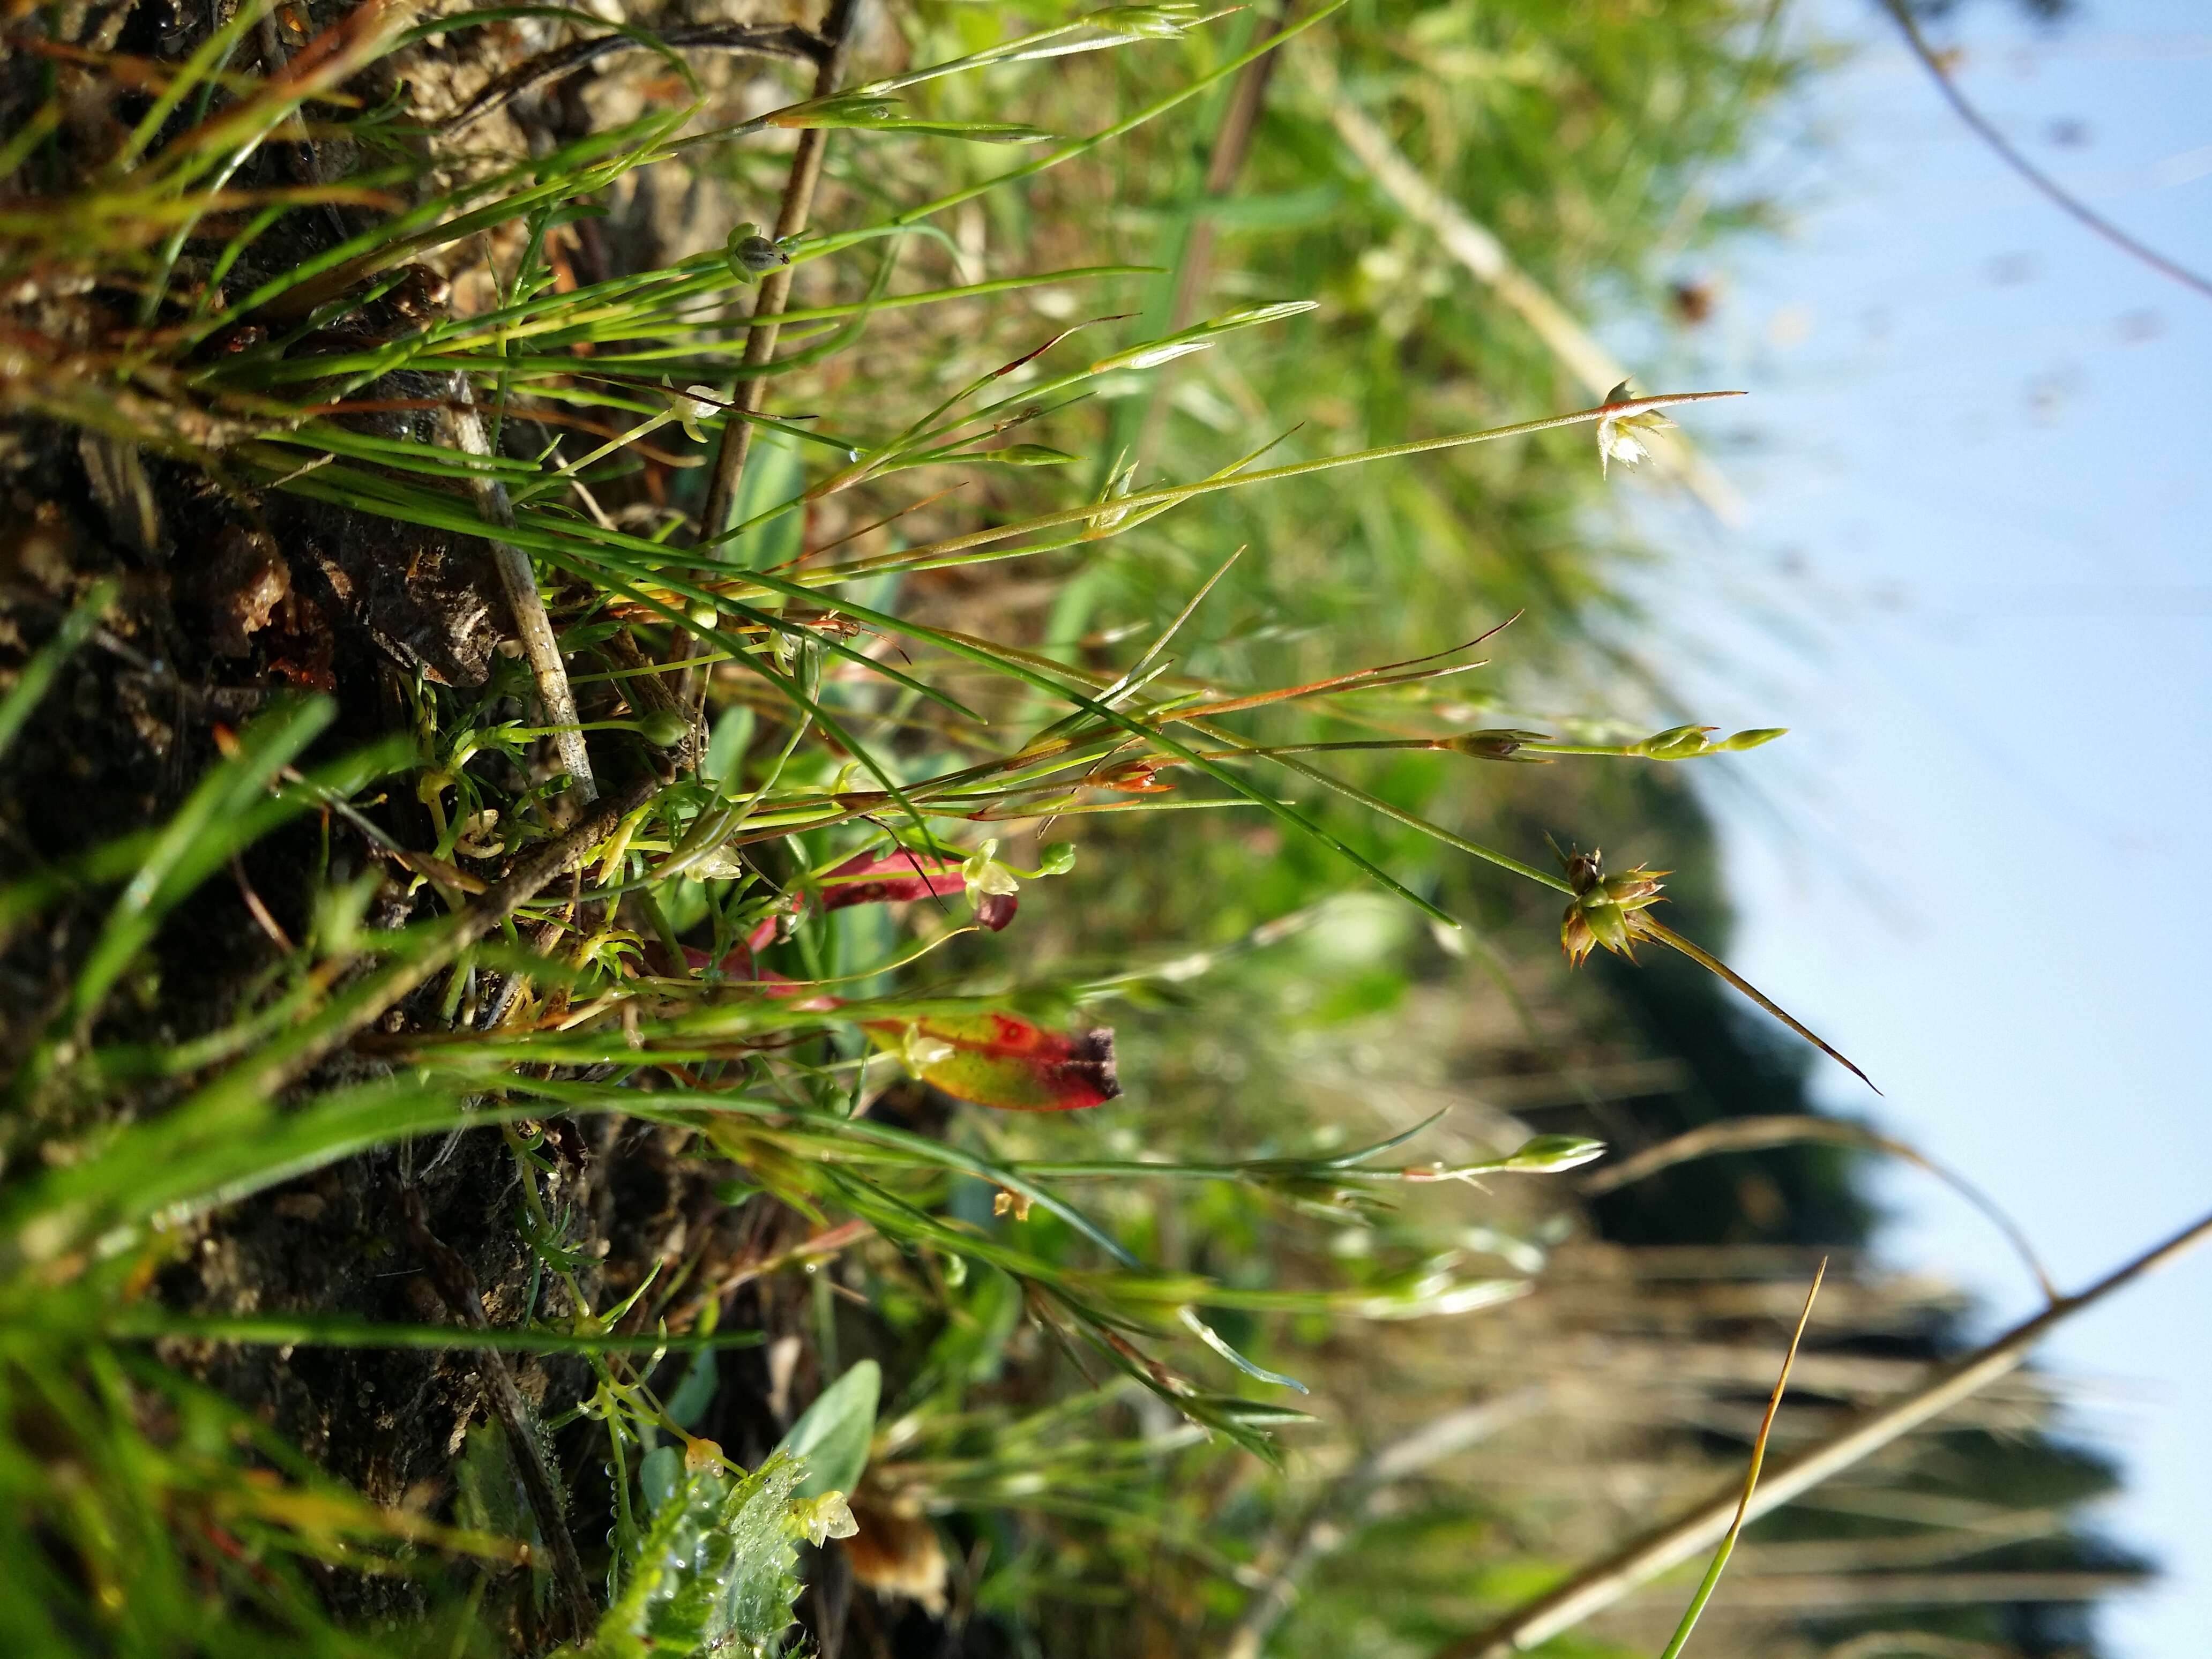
[865,1014,1119,1112]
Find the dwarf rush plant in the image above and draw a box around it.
[5,4,2139,1658]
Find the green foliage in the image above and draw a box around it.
[580,1452,805,1659]
[778,1359,883,1501]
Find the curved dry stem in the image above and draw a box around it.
[1582,1115,2057,1305]
[1656,1260,1825,1659]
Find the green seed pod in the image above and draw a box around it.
[1502,1134,1607,1173]
[1446,728,1550,761]
[1036,841,1077,876]
[1634,724,1716,760]
[634,707,691,749]
[727,222,789,278]
[1576,893,1632,955]
[1086,4,1202,40]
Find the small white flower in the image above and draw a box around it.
[670,384,721,444]
[898,1026,956,1074]
[960,839,1020,902]
[1595,379,1676,477]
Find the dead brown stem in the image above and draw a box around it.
[694,0,868,545]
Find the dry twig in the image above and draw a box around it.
[1879,0,2212,303]
[1441,1207,2212,1657]
[696,0,870,544]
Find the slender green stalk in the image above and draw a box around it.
[1655,1261,1824,1659]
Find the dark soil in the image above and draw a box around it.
[0,3,825,1649]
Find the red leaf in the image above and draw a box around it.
[712,848,1019,963]
[818,848,969,910]
[863,1014,1119,1112]
[672,943,1116,1112]
[817,847,1018,932]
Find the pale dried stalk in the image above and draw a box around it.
[1441,1206,2212,1657]
[447,373,596,801]
[1641,1569,2144,1612]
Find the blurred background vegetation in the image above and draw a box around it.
[840,6,2138,1656]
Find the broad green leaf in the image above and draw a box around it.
[774,1359,880,1502]
[580,1453,803,1659]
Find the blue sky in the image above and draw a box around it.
[1619,1,2210,1651]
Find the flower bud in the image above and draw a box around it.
[1633,724,1715,760]
[1200,300,1319,331]
[682,1436,724,1473]
[767,92,896,130]
[1036,841,1077,876]
[1091,338,1211,373]
[1094,758,1172,793]
[1720,727,1787,751]
[1085,4,1202,40]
